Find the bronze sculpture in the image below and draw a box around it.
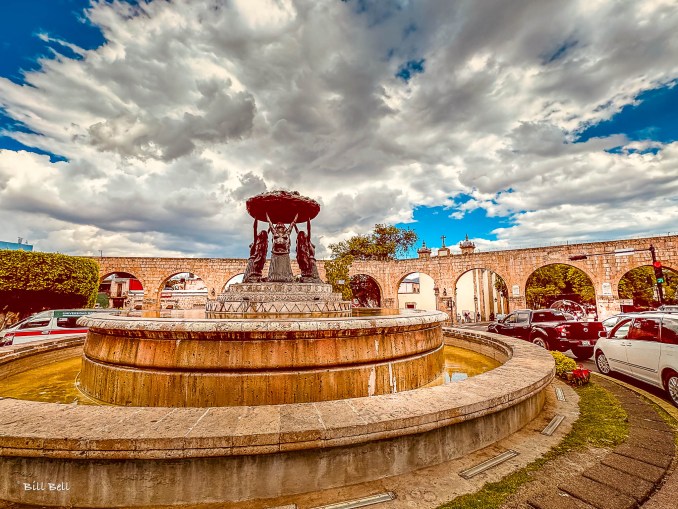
[242,191,323,283]
[266,212,297,282]
[295,220,322,283]
[243,220,269,283]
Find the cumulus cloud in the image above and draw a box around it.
[0,0,677,258]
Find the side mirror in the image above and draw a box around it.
[598,330,608,338]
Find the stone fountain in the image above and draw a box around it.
[0,190,555,508]
[78,191,445,406]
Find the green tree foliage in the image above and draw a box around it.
[323,255,353,300]
[329,224,418,261]
[525,264,595,309]
[618,265,677,307]
[325,224,417,304]
[494,276,509,298]
[0,250,100,319]
[96,292,110,308]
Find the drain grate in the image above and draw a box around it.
[541,414,565,436]
[459,450,519,479]
[555,387,566,401]
[311,492,395,509]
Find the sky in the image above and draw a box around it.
[1,0,677,259]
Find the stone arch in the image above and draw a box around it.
[616,264,678,309]
[154,271,209,310]
[454,268,509,323]
[222,273,245,292]
[349,273,383,308]
[523,263,597,310]
[218,270,251,295]
[100,271,145,309]
[396,271,437,311]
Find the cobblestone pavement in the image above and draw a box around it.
[527,377,677,509]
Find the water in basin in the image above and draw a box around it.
[0,345,499,404]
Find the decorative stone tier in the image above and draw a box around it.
[0,329,554,508]
[78,311,447,406]
[206,282,351,316]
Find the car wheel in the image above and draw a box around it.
[571,346,594,360]
[595,351,612,375]
[663,371,678,407]
[532,336,549,350]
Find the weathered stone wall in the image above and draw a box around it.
[95,234,678,317]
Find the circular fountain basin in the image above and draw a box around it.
[78,310,447,407]
[0,329,554,508]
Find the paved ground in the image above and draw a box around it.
[526,376,677,509]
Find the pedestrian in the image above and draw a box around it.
[476,312,480,322]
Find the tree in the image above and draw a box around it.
[0,250,100,325]
[525,264,596,309]
[325,224,417,305]
[618,266,677,308]
[329,224,418,261]
[494,277,509,299]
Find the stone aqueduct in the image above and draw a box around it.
[96,234,678,319]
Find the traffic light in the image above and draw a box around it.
[653,260,665,284]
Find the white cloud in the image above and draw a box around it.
[0,0,677,257]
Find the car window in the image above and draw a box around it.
[602,317,619,328]
[56,317,81,328]
[534,311,561,322]
[661,316,678,345]
[505,314,516,324]
[532,312,547,322]
[628,318,660,342]
[19,319,50,329]
[516,312,530,324]
[610,318,632,339]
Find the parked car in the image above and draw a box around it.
[0,309,112,347]
[550,299,597,321]
[601,313,637,332]
[657,305,678,313]
[595,313,678,406]
[487,308,605,359]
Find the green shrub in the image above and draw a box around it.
[96,292,110,308]
[551,351,577,377]
[0,250,100,318]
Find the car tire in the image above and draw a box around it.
[595,351,612,375]
[532,336,549,350]
[663,371,678,407]
[571,346,594,360]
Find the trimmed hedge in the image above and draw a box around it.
[0,250,100,317]
[550,350,577,378]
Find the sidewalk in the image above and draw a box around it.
[527,376,678,509]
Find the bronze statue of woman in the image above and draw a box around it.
[266,213,297,282]
[295,220,322,283]
[243,219,269,283]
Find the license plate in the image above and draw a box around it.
[581,341,590,346]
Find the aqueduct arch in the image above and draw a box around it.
[94,234,678,318]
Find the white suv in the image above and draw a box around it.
[594,313,678,406]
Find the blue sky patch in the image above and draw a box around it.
[577,82,678,145]
[542,38,578,64]
[0,0,106,84]
[396,199,507,257]
[396,58,425,82]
